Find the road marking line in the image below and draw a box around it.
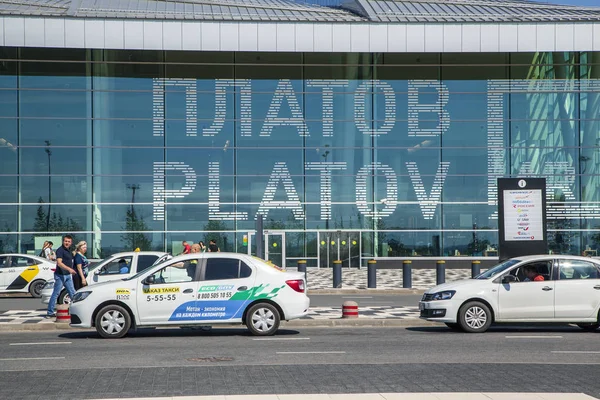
[552,351,600,354]
[10,342,72,346]
[505,335,563,339]
[253,338,310,341]
[0,357,65,361]
[276,351,346,354]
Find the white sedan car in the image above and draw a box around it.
[0,254,55,297]
[419,255,600,333]
[69,252,310,338]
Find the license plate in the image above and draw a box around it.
[419,302,425,311]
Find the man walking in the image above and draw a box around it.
[46,235,77,318]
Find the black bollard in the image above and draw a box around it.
[333,260,342,288]
[367,260,377,288]
[402,260,412,289]
[298,260,307,285]
[436,260,446,285]
[471,260,481,278]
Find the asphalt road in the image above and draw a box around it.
[0,326,599,399]
[0,294,423,311]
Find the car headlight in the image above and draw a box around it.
[72,291,92,303]
[43,281,54,290]
[431,290,456,301]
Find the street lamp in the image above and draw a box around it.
[44,141,52,232]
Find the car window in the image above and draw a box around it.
[509,260,553,282]
[204,258,253,281]
[99,256,133,275]
[559,260,600,280]
[136,255,159,273]
[476,259,520,279]
[10,256,36,267]
[148,259,200,284]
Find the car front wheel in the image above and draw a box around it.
[458,301,492,333]
[95,305,131,339]
[58,290,71,305]
[246,303,280,336]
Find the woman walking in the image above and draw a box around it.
[73,241,89,290]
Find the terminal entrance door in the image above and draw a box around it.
[247,231,286,269]
[318,231,361,268]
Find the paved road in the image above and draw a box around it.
[0,326,599,399]
[0,294,423,311]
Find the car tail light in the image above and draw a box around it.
[286,279,305,293]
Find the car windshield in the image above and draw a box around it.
[475,259,521,279]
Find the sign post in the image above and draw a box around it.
[498,178,547,260]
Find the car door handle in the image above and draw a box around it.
[27,268,36,271]
[237,286,248,291]
[183,288,193,294]
[542,286,553,291]
[594,285,600,290]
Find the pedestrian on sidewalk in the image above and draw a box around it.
[181,241,191,255]
[40,241,56,261]
[208,239,220,253]
[73,241,89,290]
[46,235,77,318]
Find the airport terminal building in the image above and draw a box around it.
[1,0,600,268]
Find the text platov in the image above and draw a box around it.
[152,78,450,222]
[151,78,582,222]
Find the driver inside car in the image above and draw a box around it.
[523,265,544,282]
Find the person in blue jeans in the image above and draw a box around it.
[46,235,77,318]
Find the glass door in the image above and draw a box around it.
[247,231,286,269]
[265,231,285,269]
[318,231,361,268]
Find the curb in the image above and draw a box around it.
[0,318,437,332]
[308,289,425,295]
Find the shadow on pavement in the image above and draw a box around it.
[406,324,595,334]
[58,327,301,339]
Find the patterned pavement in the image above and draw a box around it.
[299,267,474,290]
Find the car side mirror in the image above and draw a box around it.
[502,275,517,284]
[94,269,102,276]
[144,275,155,285]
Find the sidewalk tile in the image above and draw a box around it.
[537,394,599,400]
[482,394,544,400]
[431,394,492,400]
[277,395,333,400]
[328,395,386,399]
[380,394,440,400]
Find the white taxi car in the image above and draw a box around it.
[41,251,170,305]
[0,254,55,297]
[69,252,310,338]
[419,255,600,333]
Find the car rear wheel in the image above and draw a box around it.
[458,301,492,333]
[246,303,280,336]
[577,323,599,332]
[29,280,45,298]
[58,290,71,305]
[95,305,131,339]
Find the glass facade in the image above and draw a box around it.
[1,48,600,266]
